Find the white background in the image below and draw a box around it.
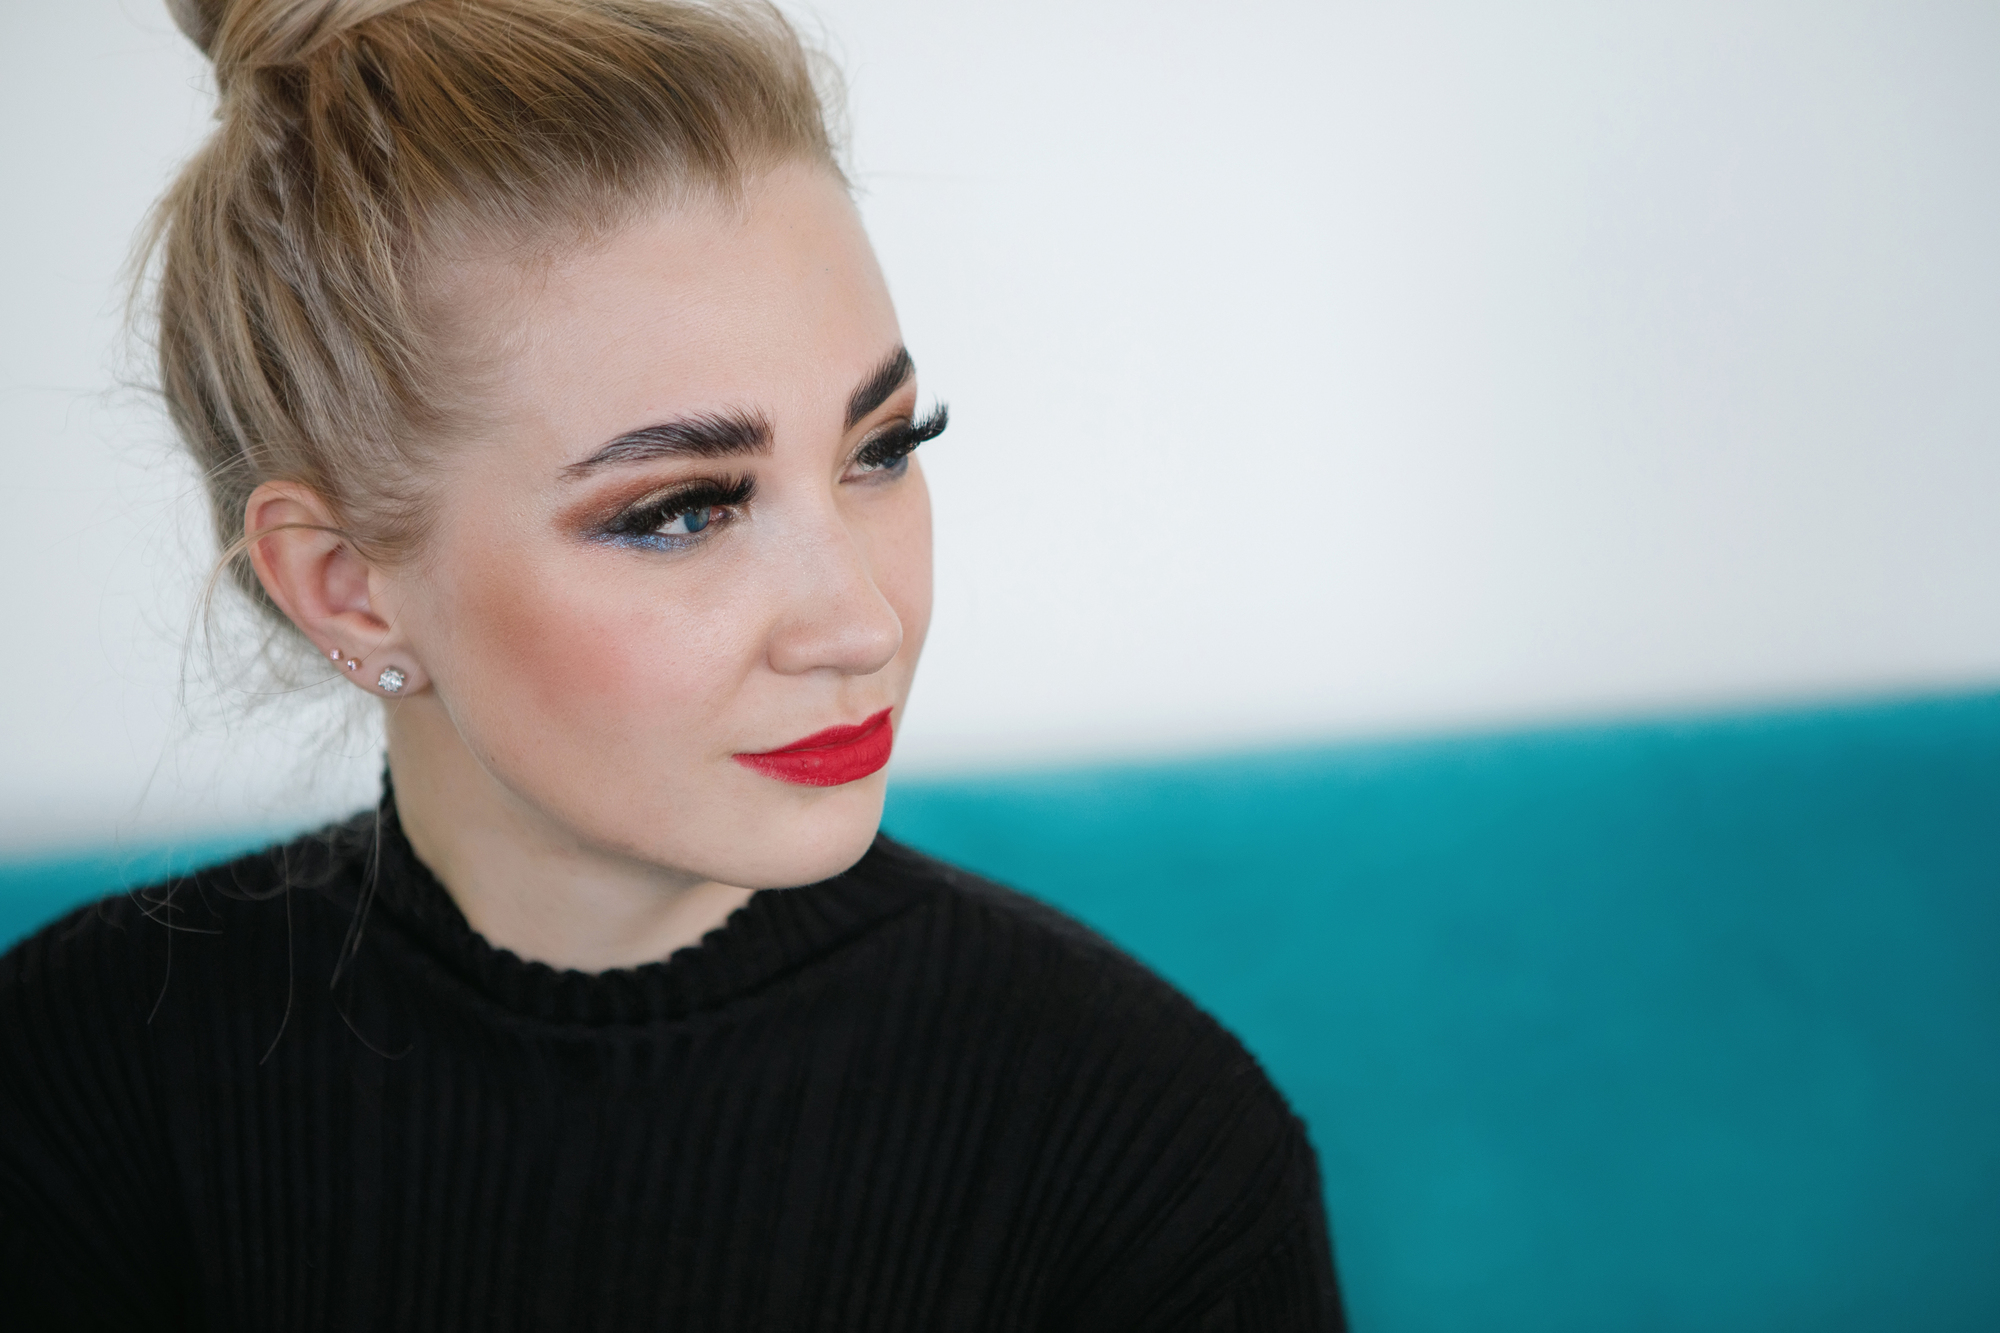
[3,0,1997,853]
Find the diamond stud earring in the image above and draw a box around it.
[377,666,408,694]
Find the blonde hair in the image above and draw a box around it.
[149,0,841,628]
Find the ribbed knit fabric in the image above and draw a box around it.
[0,799,1342,1330]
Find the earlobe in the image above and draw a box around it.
[245,481,428,697]
[321,644,424,698]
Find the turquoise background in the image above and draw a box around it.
[5,691,1997,1330]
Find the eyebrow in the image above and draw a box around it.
[562,344,915,478]
[563,410,772,478]
[847,345,915,431]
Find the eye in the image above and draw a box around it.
[856,451,911,480]
[656,504,720,536]
[595,474,754,550]
[848,403,949,479]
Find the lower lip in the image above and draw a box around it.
[733,708,895,787]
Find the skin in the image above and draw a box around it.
[245,162,934,972]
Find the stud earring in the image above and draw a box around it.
[377,666,408,694]
[328,646,344,661]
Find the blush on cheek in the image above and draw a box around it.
[449,552,738,770]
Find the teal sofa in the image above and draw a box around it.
[6,690,1997,1331]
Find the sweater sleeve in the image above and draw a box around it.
[1177,1199,1345,1332]
[1045,996,1346,1332]
[0,902,196,1329]
[1149,1118,1346,1333]
[928,863,1348,1332]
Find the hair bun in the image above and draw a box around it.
[165,0,229,56]
[165,0,419,69]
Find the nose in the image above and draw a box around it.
[762,510,904,678]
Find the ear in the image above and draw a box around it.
[244,481,430,699]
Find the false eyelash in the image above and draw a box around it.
[602,474,756,540]
[854,403,950,472]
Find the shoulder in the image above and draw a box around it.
[855,836,1337,1324]
[0,820,349,1318]
[860,833,1165,970]
[0,813,374,1042]
[857,833,1275,1085]
[860,832,1232,1016]
[0,816,377,1306]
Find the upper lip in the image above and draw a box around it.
[744,707,893,755]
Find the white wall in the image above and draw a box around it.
[4,0,1997,851]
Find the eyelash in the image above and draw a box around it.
[594,404,948,550]
[599,475,755,550]
[852,403,949,475]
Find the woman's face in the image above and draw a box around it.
[383,162,933,891]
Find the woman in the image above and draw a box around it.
[0,0,1342,1326]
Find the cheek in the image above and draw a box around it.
[431,539,755,752]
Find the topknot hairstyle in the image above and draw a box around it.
[148,0,842,629]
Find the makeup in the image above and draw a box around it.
[734,708,894,787]
[594,474,755,550]
[851,404,948,474]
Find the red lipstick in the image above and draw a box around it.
[733,708,894,787]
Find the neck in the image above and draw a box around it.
[383,697,755,973]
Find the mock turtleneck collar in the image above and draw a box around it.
[353,791,931,1028]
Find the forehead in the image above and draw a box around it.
[441,162,901,449]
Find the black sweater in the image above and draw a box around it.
[0,801,1342,1330]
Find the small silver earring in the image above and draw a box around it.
[377,666,408,694]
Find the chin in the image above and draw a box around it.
[648,771,891,892]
